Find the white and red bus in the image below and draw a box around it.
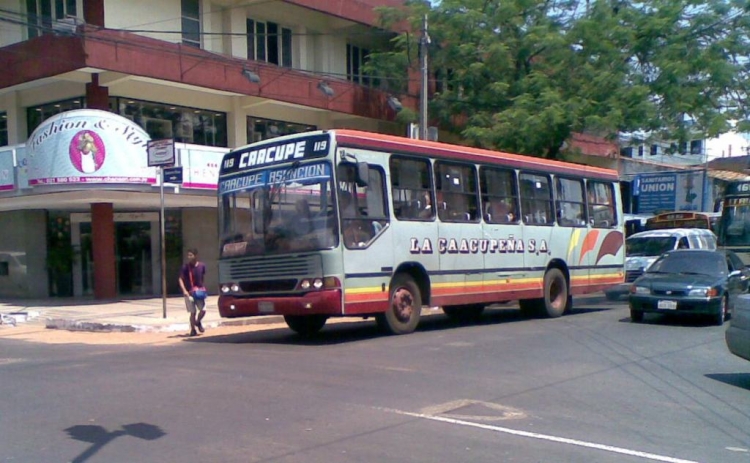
[217,130,625,335]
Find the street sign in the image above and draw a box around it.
[163,166,183,184]
[147,139,175,167]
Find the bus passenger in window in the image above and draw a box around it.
[419,192,434,219]
[487,199,515,223]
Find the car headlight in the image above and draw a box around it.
[630,285,650,295]
[689,287,718,297]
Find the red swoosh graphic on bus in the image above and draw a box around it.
[595,231,624,264]
[579,230,600,264]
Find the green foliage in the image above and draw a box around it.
[371,0,750,158]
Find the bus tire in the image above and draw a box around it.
[284,315,328,336]
[443,304,484,322]
[377,274,422,335]
[541,268,568,318]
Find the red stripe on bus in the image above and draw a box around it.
[335,130,619,181]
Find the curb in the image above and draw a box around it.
[44,315,287,333]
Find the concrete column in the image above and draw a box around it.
[86,74,109,111]
[91,203,116,299]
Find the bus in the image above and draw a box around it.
[216,130,625,335]
[644,212,719,232]
[718,181,750,264]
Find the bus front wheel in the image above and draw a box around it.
[284,315,328,336]
[377,274,422,335]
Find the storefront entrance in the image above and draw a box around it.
[71,212,160,297]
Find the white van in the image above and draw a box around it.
[604,228,717,300]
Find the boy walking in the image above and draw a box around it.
[179,248,207,336]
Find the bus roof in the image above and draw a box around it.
[334,129,619,181]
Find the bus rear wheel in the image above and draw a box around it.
[542,268,569,318]
[520,269,569,318]
[377,274,422,335]
[284,315,328,336]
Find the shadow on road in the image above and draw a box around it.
[705,373,750,391]
[618,313,724,328]
[64,423,166,463]
[190,305,611,346]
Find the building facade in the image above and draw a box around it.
[0,0,413,299]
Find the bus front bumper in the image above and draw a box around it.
[218,290,342,318]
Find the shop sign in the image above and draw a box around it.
[26,109,155,186]
[0,149,14,191]
[183,147,226,189]
[637,172,704,213]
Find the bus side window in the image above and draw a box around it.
[389,156,433,221]
[587,181,617,228]
[435,162,479,222]
[555,177,586,227]
[480,167,519,224]
[519,172,554,225]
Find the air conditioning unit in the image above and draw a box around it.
[52,17,82,36]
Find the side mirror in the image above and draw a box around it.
[356,162,369,187]
[729,270,742,278]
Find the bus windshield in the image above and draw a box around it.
[219,161,338,257]
[721,202,750,246]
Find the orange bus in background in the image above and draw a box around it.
[645,212,719,232]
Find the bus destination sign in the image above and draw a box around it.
[219,133,330,176]
[725,182,750,196]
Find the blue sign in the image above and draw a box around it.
[638,174,676,213]
[219,162,331,195]
[163,166,183,184]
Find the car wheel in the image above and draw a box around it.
[630,309,644,323]
[713,296,728,326]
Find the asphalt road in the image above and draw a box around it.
[1,296,749,463]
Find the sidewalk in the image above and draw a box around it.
[0,296,283,333]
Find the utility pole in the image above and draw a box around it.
[419,14,430,140]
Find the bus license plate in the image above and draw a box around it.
[259,301,274,313]
[657,300,677,310]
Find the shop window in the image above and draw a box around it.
[246,117,315,143]
[112,98,228,148]
[247,19,292,67]
[26,0,77,39]
[182,0,200,48]
[0,113,7,147]
[27,98,84,136]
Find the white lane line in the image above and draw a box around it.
[382,408,700,463]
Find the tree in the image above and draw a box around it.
[368,0,750,158]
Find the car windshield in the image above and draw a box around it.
[647,252,726,276]
[626,236,676,256]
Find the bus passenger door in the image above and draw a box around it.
[519,173,556,297]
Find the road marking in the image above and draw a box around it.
[420,399,526,422]
[382,407,700,463]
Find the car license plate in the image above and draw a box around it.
[657,300,677,310]
[258,301,274,313]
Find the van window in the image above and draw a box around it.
[677,237,689,249]
[626,236,676,256]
